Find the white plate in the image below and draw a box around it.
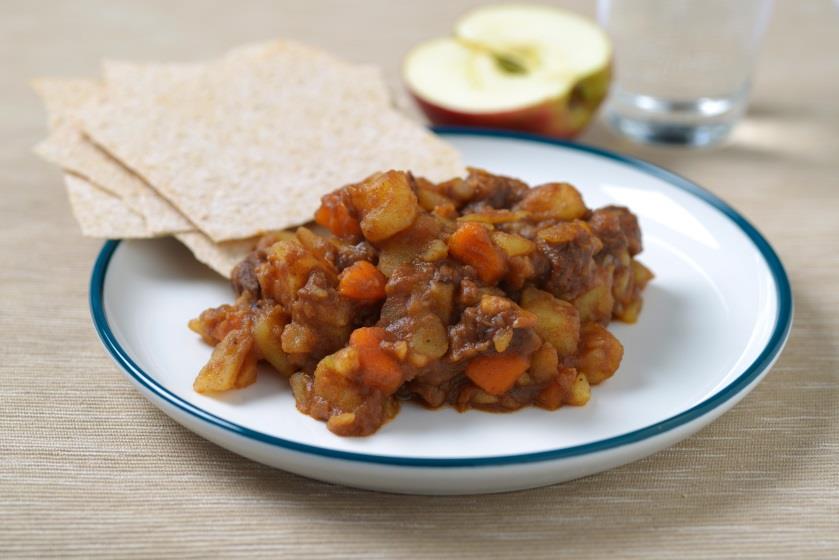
[91,128,792,495]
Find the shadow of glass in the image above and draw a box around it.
[581,105,835,172]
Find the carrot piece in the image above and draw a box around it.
[349,327,402,394]
[349,326,383,348]
[448,222,507,284]
[465,354,530,396]
[315,191,362,239]
[338,261,387,301]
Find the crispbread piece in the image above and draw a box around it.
[32,78,193,235]
[31,78,102,129]
[36,126,139,206]
[36,128,193,234]
[80,39,464,241]
[175,232,258,278]
[102,39,390,103]
[66,173,255,273]
[64,174,150,238]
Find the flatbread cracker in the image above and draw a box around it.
[32,78,102,130]
[32,78,193,235]
[175,232,258,278]
[80,39,464,242]
[66,174,255,273]
[64,174,150,238]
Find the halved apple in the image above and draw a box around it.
[403,4,612,138]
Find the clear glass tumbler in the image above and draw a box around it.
[598,0,773,146]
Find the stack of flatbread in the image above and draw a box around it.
[33,40,464,276]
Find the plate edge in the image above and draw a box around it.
[88,127,794,468]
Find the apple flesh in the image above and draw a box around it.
[403,5,612,138]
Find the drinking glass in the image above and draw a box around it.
[597,0,773,146]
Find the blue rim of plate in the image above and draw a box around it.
[89,126,793,468]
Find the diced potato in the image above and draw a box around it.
[438,177,474,203]
[573,268,614,324]
[193,328,257,393]
[566,372,591,406]
[377,214,442,277]
[235,350,259,389]
[471,390,499,405]
[515,182,587,221]
[377,243,414,278]
[428,282,455,324]
[408,352,431,368]
[611,259,653,323]
[281,322,316,354]
[328,412,365,435]
[612,264,632,303]
[529,343,559,384]
[391,340,409,360]
[615,299,642,324]
[256,230,297,250]
[409,314,449,359]
[349,171,418,242]
[252,306,293,376]
[421,239,449,262]
[492,329,513,353]
[520,287,580,356]
[458,209,528,224]
[491,230,536,257]
[536,221,588,244]
[417,187,455,212]
[312,347,364,410]
[577,322,624,384]
[632,259,654,288]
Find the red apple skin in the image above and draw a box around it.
[407,64,611,139]
[410,93,571,137]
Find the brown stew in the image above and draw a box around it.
[189,168,653,436]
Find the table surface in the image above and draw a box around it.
[2,1,838,558]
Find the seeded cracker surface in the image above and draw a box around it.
[32,79,192,235]
[175,232,259,277]
[64,174,149,238]
[78,39,465,242]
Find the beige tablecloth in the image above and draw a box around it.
[2,1,838,558]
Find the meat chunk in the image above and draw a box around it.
[452,167,529,212]
[536,221,602,300]
[231,251,264,297]
[379,261,460,370]
[589,206,642,257]
[449,295,540,362]
[334,240,377,270]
